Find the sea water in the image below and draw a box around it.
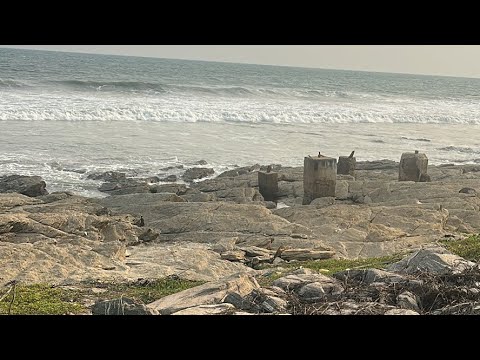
[1,48,480,196]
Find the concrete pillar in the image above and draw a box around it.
[399,150,429,182]
[258,171,278,201]
[337,156,356,177]
[303,154,337,205]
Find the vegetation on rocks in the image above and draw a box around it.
[0,277,203,315]
[440,234,480,262]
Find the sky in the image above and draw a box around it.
[2,45,480,78]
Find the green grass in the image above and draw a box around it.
[440,234,480,262]
[98,278,204,304]
[258,254,404,286]
[0,278,204,315]
[0,284,85,315]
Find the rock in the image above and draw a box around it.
[297,279,344,300]
[160,165,184,171]
[384,309,419,315]
[148,273,259,315]
[181,192,217,202]
[263,201,277,209]
[87,171,126,182]
[211,237,238,253]
[356,160,400,170]
[37,192,73,204]
[220,250,246,262]
[273,273,339,292]
[161,175,177,182]
[238,246,272,258]
[92,241,127,261]
[333,269,408,285]
[223,292,258,311]
[214,187,264,203]
[92,298,158,315]
[397,291,420,312]
[125,243,254,282]
[218,168,250,178]
[97,193,187,218]
[145,176,161,183]
[138,228,159,242]
[0,175,48,197]
[151,184,188,195]
[272,257,284,265]
[290,268,315,275]
[194,160,208,166]
[261,295,288,313]
[183,167,215,182]
[459,187,476,195]
[310,197,335,207]
[387,246,475,275]
[172,303,235,315]
[280,249,335,261]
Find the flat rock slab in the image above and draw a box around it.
[148,273,259,315]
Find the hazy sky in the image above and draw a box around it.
[2,45,480,78]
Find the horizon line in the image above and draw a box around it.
[2,46,480,80]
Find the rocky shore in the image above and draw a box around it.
[1,160,480,315]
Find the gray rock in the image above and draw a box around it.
[92,298,158,315]
[238,246,273,258]
[183,167,215,182]
[148,273,259,315]
[223,292,257,311]
[273,273,338,292]
[459,187,476,195]
[297,279,344,300]
[397,291,420,312]
[181,192,217,202]
[211,237,238,253]
[194,160,208,166]
[161,175,178,182]
[172,303,235,315]
[87,171,126,182]
[310,197,335,207]
[220,250,246,262]
[280,249,335,261]
[333,269,408,285]
[261,295,288,313]
[387,246,475,275]
[0,175,48,197]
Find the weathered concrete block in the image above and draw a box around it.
[258,171,278,201]
[337,156,356,177]
[399,151,429,182]
[303,155,337,204]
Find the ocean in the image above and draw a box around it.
[1,47,480,197]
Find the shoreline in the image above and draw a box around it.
[1,159,480,314]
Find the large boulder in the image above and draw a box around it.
[0,175,48,197]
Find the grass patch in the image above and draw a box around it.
[0,277,204,315]
[99,278,204,304]
[258,253,404,286]
[440,234,480,262]
[0,284,85,315]
[283,254,405,274]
